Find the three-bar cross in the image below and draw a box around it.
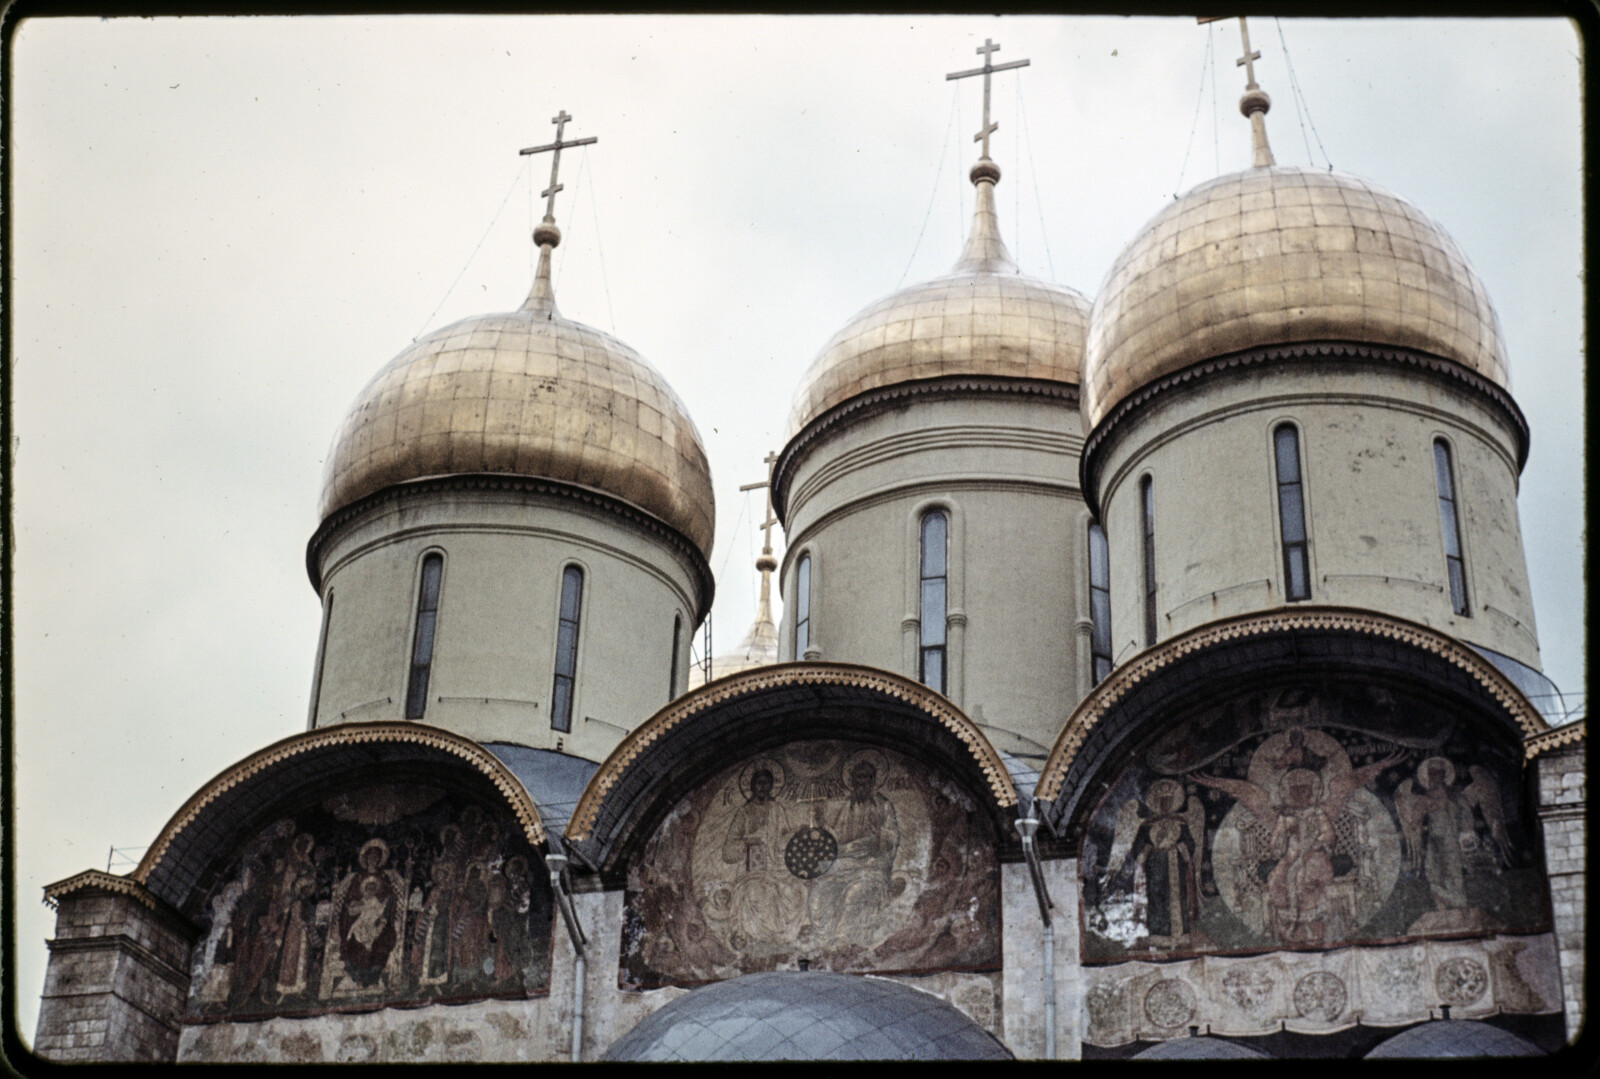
[519,110,598,223]
[946,38,1030,161]
[1198,16,1262,90]
[738,451,781,557]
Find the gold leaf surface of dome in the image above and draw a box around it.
[319,307,715,559]
[787,179,1090,440]
[1082,166,1509,430]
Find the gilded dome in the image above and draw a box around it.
[319,253,715,559]
[787,168,1090,439]
[1083,165,1508,430]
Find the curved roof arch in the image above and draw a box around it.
[1034,606,1546,842]
[133,722,546,912]
[565,662,1016,873]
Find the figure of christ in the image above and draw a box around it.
[1196,749,1403,945]
[718,768,803,949]
[807,761,900,943]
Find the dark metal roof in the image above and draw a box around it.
[1132,1036,1271,1059]
[1365,1020,1544,1058]
[602,971,1013,1061]
[480,743,598,836]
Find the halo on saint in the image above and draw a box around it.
[738,758,787,802]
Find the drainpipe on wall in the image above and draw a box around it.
[1015,815,1056,1059]
[544,848,589,1062]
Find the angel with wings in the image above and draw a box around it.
[1194,747,1404,945]
[1100,777,1208,949]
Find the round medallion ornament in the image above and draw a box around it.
[1143,979,1197,1029]
[785,826,837,880]
[1293,972,1348,1022]
[1434,957,1488,1005]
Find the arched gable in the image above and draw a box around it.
[135,722,545,914]
[1033,607,1555,1001]
[1036,606,1546,838]
[566,662,1016,868]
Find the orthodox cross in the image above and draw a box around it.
[1198,16,1261,90]
[738,451,781,556]
[946,38,1030,160]
[519,110,598,223]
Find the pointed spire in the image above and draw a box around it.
[517,110,598,316]
[1230,17,1276,167]
[945,39,1029,275]
[954,162,1019,274]
[731,451,781,664]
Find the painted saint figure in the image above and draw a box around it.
[716,765,804,949]
[1394,756,1510,919]
[1101,778,1206,948]
[807,759,899,942]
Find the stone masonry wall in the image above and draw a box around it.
[1536,745,1584,1042]
[34,885,195,1061]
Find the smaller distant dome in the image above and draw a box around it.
[1083,166,1508,430]
[691,607,777,689]
[319,259,714,559]
[603,971,1013,1061]
[788,165,1090,439]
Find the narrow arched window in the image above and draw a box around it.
[1434,440,1470,615]
[794,554,812,660]
[405,554,443,719]
[669,614,682,699]
[308,589,334,727]
[1088,522,1112,684]
[1274,425,1311,601]
[550,565,584,732]
[1140,477,1157,647]
[920,511,948,692]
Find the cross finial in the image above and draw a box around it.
[738,451,781,557]
[519,110,599,239]
[738,451,782,624]
[1234,17,1262,89]
[946,37,1030,165]
[1198,16,1275,168]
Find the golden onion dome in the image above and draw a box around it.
[1082,165,1509,432]
[787,160,1090,439]
[319,240,715,559]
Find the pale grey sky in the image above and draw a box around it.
[10,15,1583,1042]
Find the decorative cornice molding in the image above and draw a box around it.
[1079,342,1530,517]
[774,375,1080,523]
[43,869,159,912]
[566,662,1016,842]
[1526,719,1586,760]
[1035,605,1548,805]
[135,722,547,887]
[305,474,714,619]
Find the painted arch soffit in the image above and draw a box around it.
[1035,606,1548,811]
[134,722,547,908]
[565,662,1017,848]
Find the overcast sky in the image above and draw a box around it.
[9,15,1583,1042]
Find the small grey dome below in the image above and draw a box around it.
[1133,1036,1271,1059]
[602,971,1013,1061]
[1365,1020,1545,1058]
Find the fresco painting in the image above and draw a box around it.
[1082,685,1548,963]
[623,739,1000,987]
[188,783,552,1020]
